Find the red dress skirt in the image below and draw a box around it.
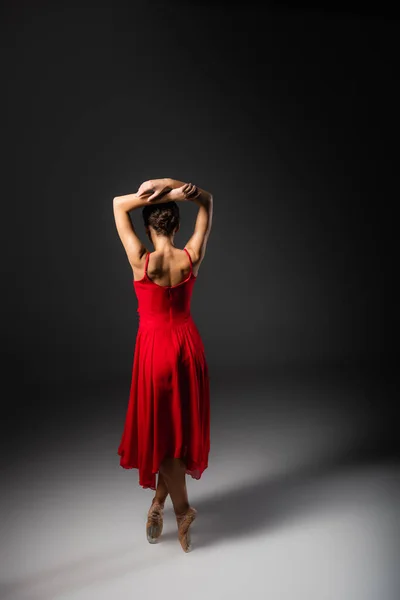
[117,248,210,490]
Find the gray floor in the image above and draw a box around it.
[1,370,399,600]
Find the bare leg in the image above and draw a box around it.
[153,471,169,505]
[159,457,189,515]
[146,472,168,544]
[159,456,197,552]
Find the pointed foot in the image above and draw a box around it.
[146,499,164,543]
[176,506,197,553]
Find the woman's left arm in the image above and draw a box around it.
[112,193,151,269]
[112,177,189,267]
[136,178,187,202]
[113,190,151,212]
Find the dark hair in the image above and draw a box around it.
[142,202,180,237]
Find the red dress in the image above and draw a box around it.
[117,248,210,490]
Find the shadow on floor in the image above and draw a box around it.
[2,442,398,600]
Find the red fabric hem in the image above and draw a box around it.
[118,450,208,491]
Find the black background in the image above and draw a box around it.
[2,1,398,455]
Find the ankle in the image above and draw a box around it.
[175,503,190,518]
[152,496,165,508]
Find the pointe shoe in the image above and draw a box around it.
[176,506,197,553]
[146,499,164,544]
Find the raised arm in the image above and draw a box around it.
[112,193,151,269]
[133,177,213,267]
[164,179,214,265]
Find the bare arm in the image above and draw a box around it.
[132,177,214,266]
[164,179,213,264]
[112,193,150,268]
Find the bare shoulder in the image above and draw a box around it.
[184,246,202,276]
[130,248,151,280]
[183,245,199,263]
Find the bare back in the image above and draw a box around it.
[133,247,200,287]
[133,189,213,285]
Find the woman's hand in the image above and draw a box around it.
[169,183,201,202]
[137,180,200,203]
[136,179,172,202]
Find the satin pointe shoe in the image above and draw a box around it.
[176,506,197,553]
[146,499,165,543]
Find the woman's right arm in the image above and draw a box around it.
[175,181,213,266]
[166,178,213,205]
[140,177,213,264]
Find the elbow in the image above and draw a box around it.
[199,189,213,203]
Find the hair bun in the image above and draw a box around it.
[142,202,180,236]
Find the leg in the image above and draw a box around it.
[159,456,197,552]
[159,457,189,515]
[146,471,169,544]
[153,471,169,506]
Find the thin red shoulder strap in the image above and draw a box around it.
[144,251,151,277]
[183,248,193,274]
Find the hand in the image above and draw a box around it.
[170,183,201,202]
[136,179,172,203]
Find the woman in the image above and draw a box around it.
[113,177,213,552]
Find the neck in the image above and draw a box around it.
[151,236,176,252]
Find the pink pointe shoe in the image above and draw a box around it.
[176,506,197,553]
[146,499,165,544]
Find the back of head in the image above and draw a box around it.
[142,202,180,237]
